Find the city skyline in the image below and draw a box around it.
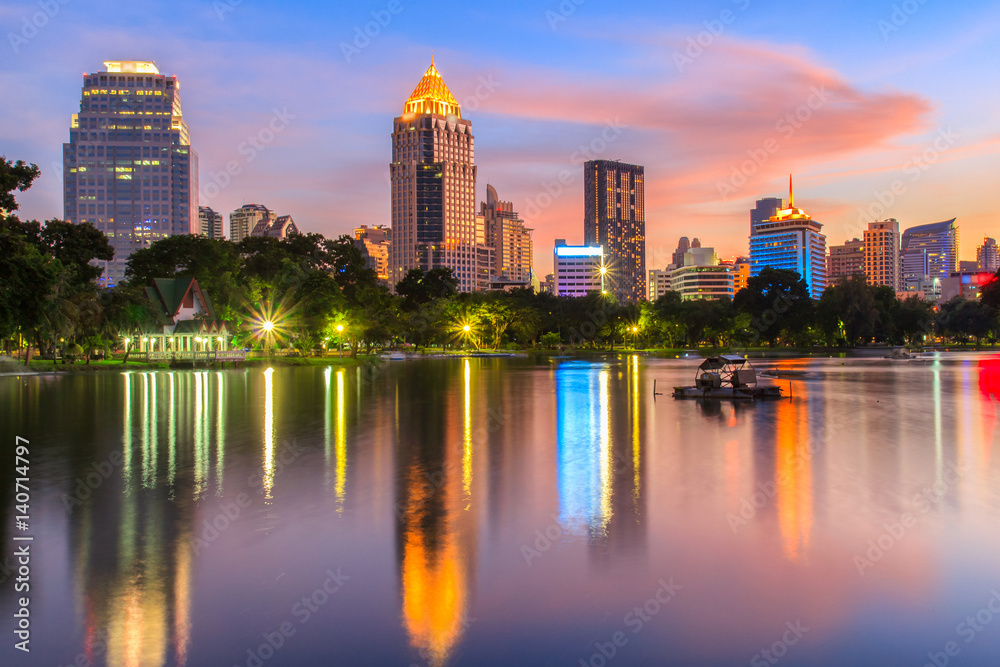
[4,0,999,277]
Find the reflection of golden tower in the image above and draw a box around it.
[395,362,477,666]
[775,390,813,563]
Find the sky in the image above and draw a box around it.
[2,0,999,276]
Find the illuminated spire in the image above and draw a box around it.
[788,174,794,208]
[404,59,461,118]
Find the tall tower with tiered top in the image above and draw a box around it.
[389,60,480,292]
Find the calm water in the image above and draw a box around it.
[3,355,1000,666]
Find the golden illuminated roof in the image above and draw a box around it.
[404,58,461,118]
[769,174,812,222]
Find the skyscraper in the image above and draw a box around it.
[863,219,900,290]
[748,177,827,299]
[827,238,865,284]
[229,203,272,244]
[354,225,392,283]
[671,237,691,268]
[977,237,999,273]
[198,206,223,239]
[389,59,481,292]
[750,197,783,236]
[63,61,198,286]
[583,160,646,302]
[481,184,533,285]
[900,219,958,283]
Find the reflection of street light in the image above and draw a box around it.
[336,324,344,359]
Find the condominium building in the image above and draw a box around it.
[649,269,671,300]
[389,59,484,292]
[63,60,198,286]
[354,225,392,283]
[978,237,999,273]
[584,160,646,302]
[198,206,223,240]
[481,184,532,284]
[864,219,900,290]
[748,177,827,299]
[827,238,865,284]
[554,240,604,297]
[250,214,298,239]
[230,203,272,244]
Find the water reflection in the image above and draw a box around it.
[262,367,275,500]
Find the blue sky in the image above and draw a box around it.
[2,0,998,272]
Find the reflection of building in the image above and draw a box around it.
[63,60,199,287]
[864,219,900,290]
[229,203,272,244]
[354,225,391,283]
[389,60,484,293]
[198,206,224,239]
[670,247,734,300]
[481,184,533,285]
[584,160,646,302]
[827,238,864,284]
[977,237,999,273]
[749,177,827,299]
[901,219,958,282]
[251,214,298,239]
[554,240,604,297]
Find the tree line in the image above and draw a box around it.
[3,156,1000,364]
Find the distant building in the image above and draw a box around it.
[900,219,958,283]
[959,260,979,272]
[230,203,272,244]
[827,238,865,283]
[864,219,900,290]
[198,206,224,240]
[63,61,198,286]
[649,269,671,300]
[584,160,646,302]
[977,237,998,273]
[670,247,733,300]
[732,257,751,293]
[354,225,391,283]
[542,273,556,295]
[671,237,691,268]
[554,239,604,297]
[941,271,994,302]
[750,197,783,236]
[481,184,532,284]
[748,177,827,299]
[251,214,297,239]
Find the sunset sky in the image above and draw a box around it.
[3,0,998,275]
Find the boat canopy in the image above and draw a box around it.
[698,355,747,370]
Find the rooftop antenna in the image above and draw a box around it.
[788,174,794,208]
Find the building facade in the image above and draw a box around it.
[750,197,783,236]
[251,214,297,239]
[648,269,671,301]
[389,60,483,292]
[198,206,223,239]
[354,225,391,283]
[900,219,958,283]
[732,257,751,293]
[63,60,198,286]
[864,219,900,290]
[481,184,532,284]
[827,238,865,284]
[230,203,272,244]
[748,178,827,299]
[554,240,604,297]
[670,247,734,300]
[978,237,999,273]
[583,160,646,302]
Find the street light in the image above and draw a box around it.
[336,324,344,359]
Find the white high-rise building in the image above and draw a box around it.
[198,206,223,239]
[554,239,605,297]
[63,61,198,286]
[230,203,272,244]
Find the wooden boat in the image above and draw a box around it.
[673,355,783,400]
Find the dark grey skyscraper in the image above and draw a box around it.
[583,160,646,302]
[751,197,783,236]
[901,219,959,282]
[63,61,198,286]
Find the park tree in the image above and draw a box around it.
[734,268,813,346]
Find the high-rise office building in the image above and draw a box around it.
[230,203,272,244]
[63,61,198,286]
[583,160,646,302]
[900,219,958,283]
[750,197,783,236]
[481,184,532,284]
[864,219,900,290]
[827,238,865,284]
[977,237,999,273]
[198,206,223,239]
[748,177,827,299]
[554,239,604,297]
[389,59,482,292]
[671,237,691,268]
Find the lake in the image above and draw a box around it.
[3,354,1000,666]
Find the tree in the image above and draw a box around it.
[937,297,997,344]
[734,268,812,346]
[395,267,458,310]
[0,227,60,364]
[0,157,40,215]
[38,219,114,285]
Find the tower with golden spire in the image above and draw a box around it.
[389,59,485,292]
